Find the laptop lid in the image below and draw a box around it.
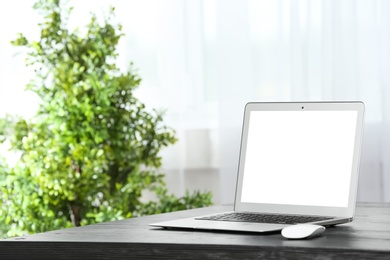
[234,102,365,218]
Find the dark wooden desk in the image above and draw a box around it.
[1,203,389,260]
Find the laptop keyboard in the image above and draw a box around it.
[195,212,333,225]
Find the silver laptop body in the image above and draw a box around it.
[150,102,365,233]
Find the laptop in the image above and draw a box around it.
[150,101,365,233]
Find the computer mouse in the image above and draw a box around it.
[281,224,325,239]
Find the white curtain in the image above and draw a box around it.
[1,0,389,204]
[215,0,390,203]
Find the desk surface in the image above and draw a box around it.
[1,203,390,260]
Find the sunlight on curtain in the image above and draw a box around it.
[0,2,40,119]
[1,0,389,204]
[217,0,390,203]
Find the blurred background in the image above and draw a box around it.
[1,0,389,205]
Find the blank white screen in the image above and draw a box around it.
[241,111,357,207]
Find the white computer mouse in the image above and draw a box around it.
[281,224,325,239]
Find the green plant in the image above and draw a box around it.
[0,0,212,238]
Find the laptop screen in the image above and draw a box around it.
[235,102,364,216]
[240,110,357,208]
